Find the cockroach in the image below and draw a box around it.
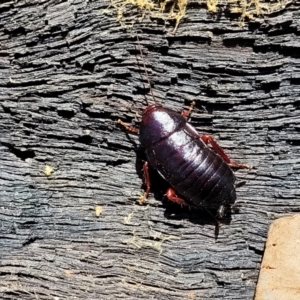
[118,38,252,227]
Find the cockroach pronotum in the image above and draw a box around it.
[118,38,252,230]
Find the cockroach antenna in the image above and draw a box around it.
[136,35,157,104]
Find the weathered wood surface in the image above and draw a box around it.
[0,1,299,299]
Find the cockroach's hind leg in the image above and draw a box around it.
[229,161,252,170]
[201,134,252,170]
[165,188,190,206]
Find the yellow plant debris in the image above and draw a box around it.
[109,0,291,30]
[110,0,189,31]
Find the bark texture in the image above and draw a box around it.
[0,0,300,299]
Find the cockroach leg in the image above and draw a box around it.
[140,161,151,205]
[117,119,139,134]
[181,101,196,119]
[201,134,252,170]
[166,188,189,206]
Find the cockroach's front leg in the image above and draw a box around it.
[140,161,151,205]
[181,101,196,119]
[201,134,252,170]
[117,119,139,134]
[118,119,149,204]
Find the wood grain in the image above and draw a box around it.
[0,1,299,299]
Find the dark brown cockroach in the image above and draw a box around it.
[118,39,251,225]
